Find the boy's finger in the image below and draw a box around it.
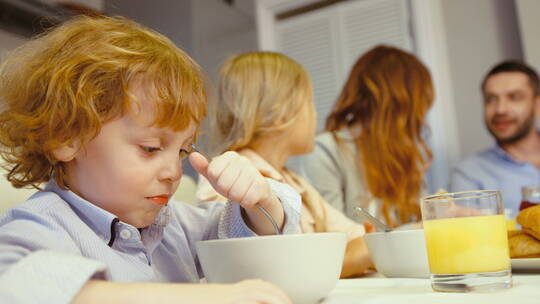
[206,151,238,181]
[189,152,209,178]
[238,177,262,209]
[231,172,257,207]
[259,282,292,304]
[214,161,242,198]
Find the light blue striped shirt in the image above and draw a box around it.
[0,179,301,303]
[449,145,540,218]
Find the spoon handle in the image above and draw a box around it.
[355,207,392,232]
[256,205,281,235]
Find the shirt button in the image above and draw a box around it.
[120,229,132,240]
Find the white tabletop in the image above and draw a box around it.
[323,274,540,304]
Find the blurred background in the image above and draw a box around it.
[0,0,538,211]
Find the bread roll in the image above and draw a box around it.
[517,205,540,234]
[508,232,540,258]
[524,228,540,241]
[508,229,525,238]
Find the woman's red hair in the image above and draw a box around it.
[326,45,433,226]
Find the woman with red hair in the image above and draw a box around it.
[300,45,434,228]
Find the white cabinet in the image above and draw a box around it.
[275,0,412,131]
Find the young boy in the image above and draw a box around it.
[0,16,299,303]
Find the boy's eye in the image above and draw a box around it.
[141,146,161,153]
[179,144,197,160]
[179,149,190,159]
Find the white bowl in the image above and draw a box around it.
[364,229,430,278]
[196,232,346,304]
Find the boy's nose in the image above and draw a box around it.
[159,157,182,183]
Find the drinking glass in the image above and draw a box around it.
[520,185,540,211]
[421,190,512,292]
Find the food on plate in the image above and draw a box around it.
[518,205,540,234]
[508,205,540,258]
[508,232,540,258]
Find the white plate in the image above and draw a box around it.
[511,258,540,271]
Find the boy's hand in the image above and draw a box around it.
[216,279,292,304]
[190,151,284,235]
[73,279,292,304]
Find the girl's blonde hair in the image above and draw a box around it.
[326,45,434,227]
[0,15,206,189]
[209,52,312,154]
[211,52,329,231]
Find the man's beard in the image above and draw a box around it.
[488,113,536,146]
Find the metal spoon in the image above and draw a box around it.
[255,204,281,235]
[190,144,281,235]
[355,207,392,232]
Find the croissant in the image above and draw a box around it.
[517,204,540,234]
[525,230,540,242]
[508,232,540,258]
[508,229,525,238]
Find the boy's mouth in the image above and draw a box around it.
[146,195,170,206]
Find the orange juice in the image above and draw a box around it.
[506,218,517,231]
[424,214,510,274]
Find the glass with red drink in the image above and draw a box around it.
[520,185,540,211]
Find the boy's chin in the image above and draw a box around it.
[123,213,160,228]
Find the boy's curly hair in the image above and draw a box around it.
[0,15,207,189]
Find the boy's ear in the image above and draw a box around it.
[52,140,81,162]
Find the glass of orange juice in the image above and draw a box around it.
[421,190,512,292]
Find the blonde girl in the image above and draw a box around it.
[198,52,372,277]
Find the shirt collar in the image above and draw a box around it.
[44,179,171,245]
[491,145,526,165]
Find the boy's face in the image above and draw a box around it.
[64,83,197,228]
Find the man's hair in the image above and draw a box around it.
[482,60,540,95]
[0,15,207,189]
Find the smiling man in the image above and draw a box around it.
[450,61,540,217]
